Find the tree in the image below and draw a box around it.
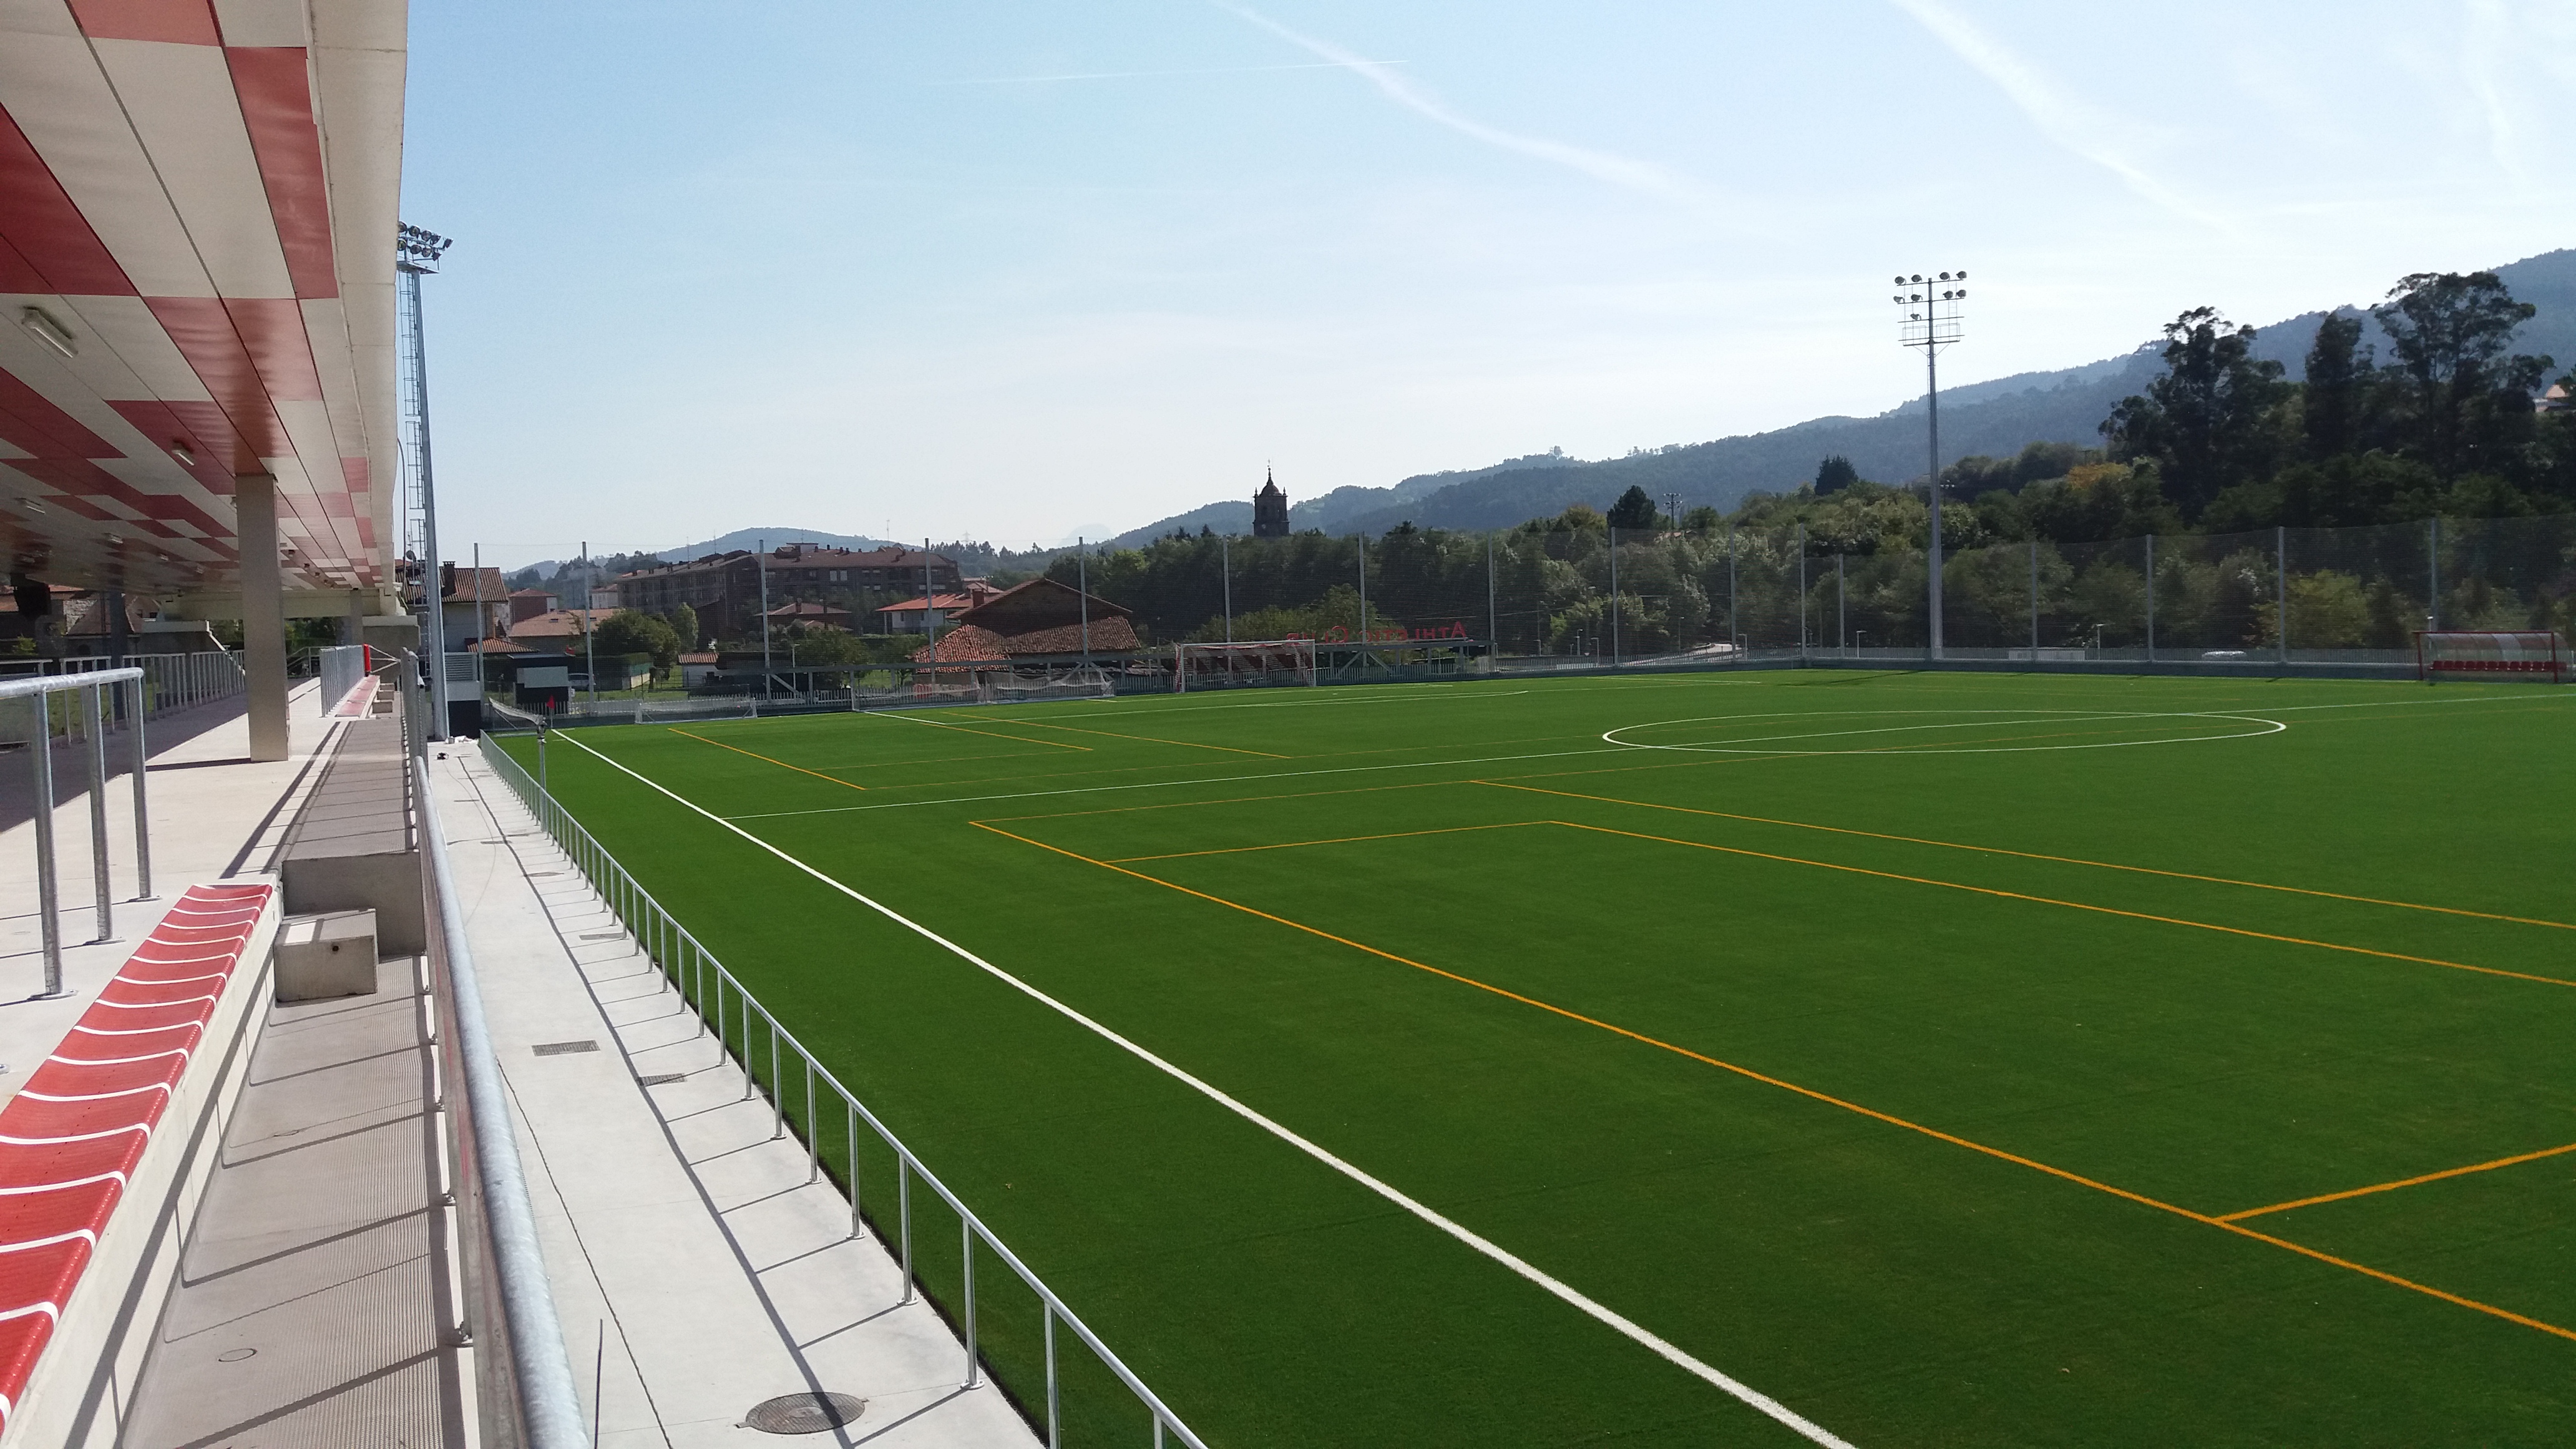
[2102,307,2288,519]
[592,609,680,678]
[664,602,700,651]
[2372,271,2552,481]
[2300,310,2373,461]
[1814,456,1860,494]
[1606,485,1659,532]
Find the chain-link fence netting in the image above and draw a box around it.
[1076,514,2575,684]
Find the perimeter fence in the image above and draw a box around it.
[475,731,1210,1448]
[1129,514,2576,675]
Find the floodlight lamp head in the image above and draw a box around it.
[1893,275,1905,285]
[1911,273,1923,283]
[1939,271,1950,281]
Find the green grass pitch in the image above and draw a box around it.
[494,670,2576,1447]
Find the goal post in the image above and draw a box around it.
[1174,639,1318,692]
[2416,630,2567,683]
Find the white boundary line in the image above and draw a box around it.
[1603,709,2286,756]
[723,744,1629,820]
[551,730,1858,1448]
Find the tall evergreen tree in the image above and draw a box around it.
[2101,307,2287,519]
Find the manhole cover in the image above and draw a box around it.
[744,1392,866,1433]
[531,1040,598,1056]
[217,1347,256,1362]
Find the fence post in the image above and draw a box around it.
[1045,1304,1061,1448]
[27,698,62,996]
[83,685,111,942]
[2276,525,2289,663]
[2427,517,2440,632]
[1486,535,1497,663]
[128,677,152,900]
[1608,527,1621,666]
[897,1158,914,1304]
[962,1219,980,1388]
[2144,534,2155,663]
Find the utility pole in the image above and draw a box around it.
[1895,270,1966,660]
[582,538,597,707]
[1221,534,1232,645]
[1077,538,1091,666]
[758,537,771,700]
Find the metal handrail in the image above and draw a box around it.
[7,667,152,996]
[417,744,592,1448]
[476,731,1210,1449]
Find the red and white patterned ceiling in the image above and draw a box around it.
[0,0,402,600]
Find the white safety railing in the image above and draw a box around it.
[415,731,595,1448]
[477,729,1209,1449]
[2,668,152,996]
[1,650,246,715]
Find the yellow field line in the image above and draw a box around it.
[2220,1140,2576,1222]
[985,778,1471,825]
[1108,821,1543,864]
[968,819,2576,1347]
[667,728,865,791]
[878,711,1091,751]
[1480,779,2576,933]
[1535,817,2576,991]
[973,714,1289,758]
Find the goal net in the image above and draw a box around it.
[1174,639,1317,691]
[983,664,1115,703]
[2417,630,2566,682]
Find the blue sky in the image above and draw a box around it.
[401,1,2576,565]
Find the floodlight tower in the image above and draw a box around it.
[396,223,453,736]
[1895,270,1964,659]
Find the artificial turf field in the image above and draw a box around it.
[496,670,2576,1447]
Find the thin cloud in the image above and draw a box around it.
[2459,0,2524,185]
[1888,0,2230,231]
[935,60,1405,85]
[1213,1,1727,218]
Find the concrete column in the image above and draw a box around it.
[237,474,289,761]
[343,589,364,645]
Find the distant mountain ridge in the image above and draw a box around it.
[1110,247,2576,546]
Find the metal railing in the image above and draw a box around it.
[1,650,246,713]
[4,668,152,995]
[476,729,1211,1449]
[415,705,592,1448]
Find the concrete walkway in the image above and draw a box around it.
[434,748,1036,1448]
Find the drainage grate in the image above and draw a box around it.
[744,1393,866,1434]
[637,1072,687,1087]
[530,1040,598,1056]
[578,932,623,940]
[528,871,562,877]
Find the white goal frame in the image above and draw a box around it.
[2416,630,2566,683]
[1174,639,1318,691]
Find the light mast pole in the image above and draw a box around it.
[1895,270,1966,660]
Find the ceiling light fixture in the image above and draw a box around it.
[21,497,46,515]
[168,441,196,467]
[17,306,77,359]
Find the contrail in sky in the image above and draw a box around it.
[1888,0,2231,231]
[938,60,1405,85]
[1214,1,1724,218]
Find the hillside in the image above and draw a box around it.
[1113,247,2576,542]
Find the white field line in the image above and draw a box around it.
[723,744,1630,819]
[554,729,1858,1449]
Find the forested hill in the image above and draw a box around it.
[1112,248,2576,545]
